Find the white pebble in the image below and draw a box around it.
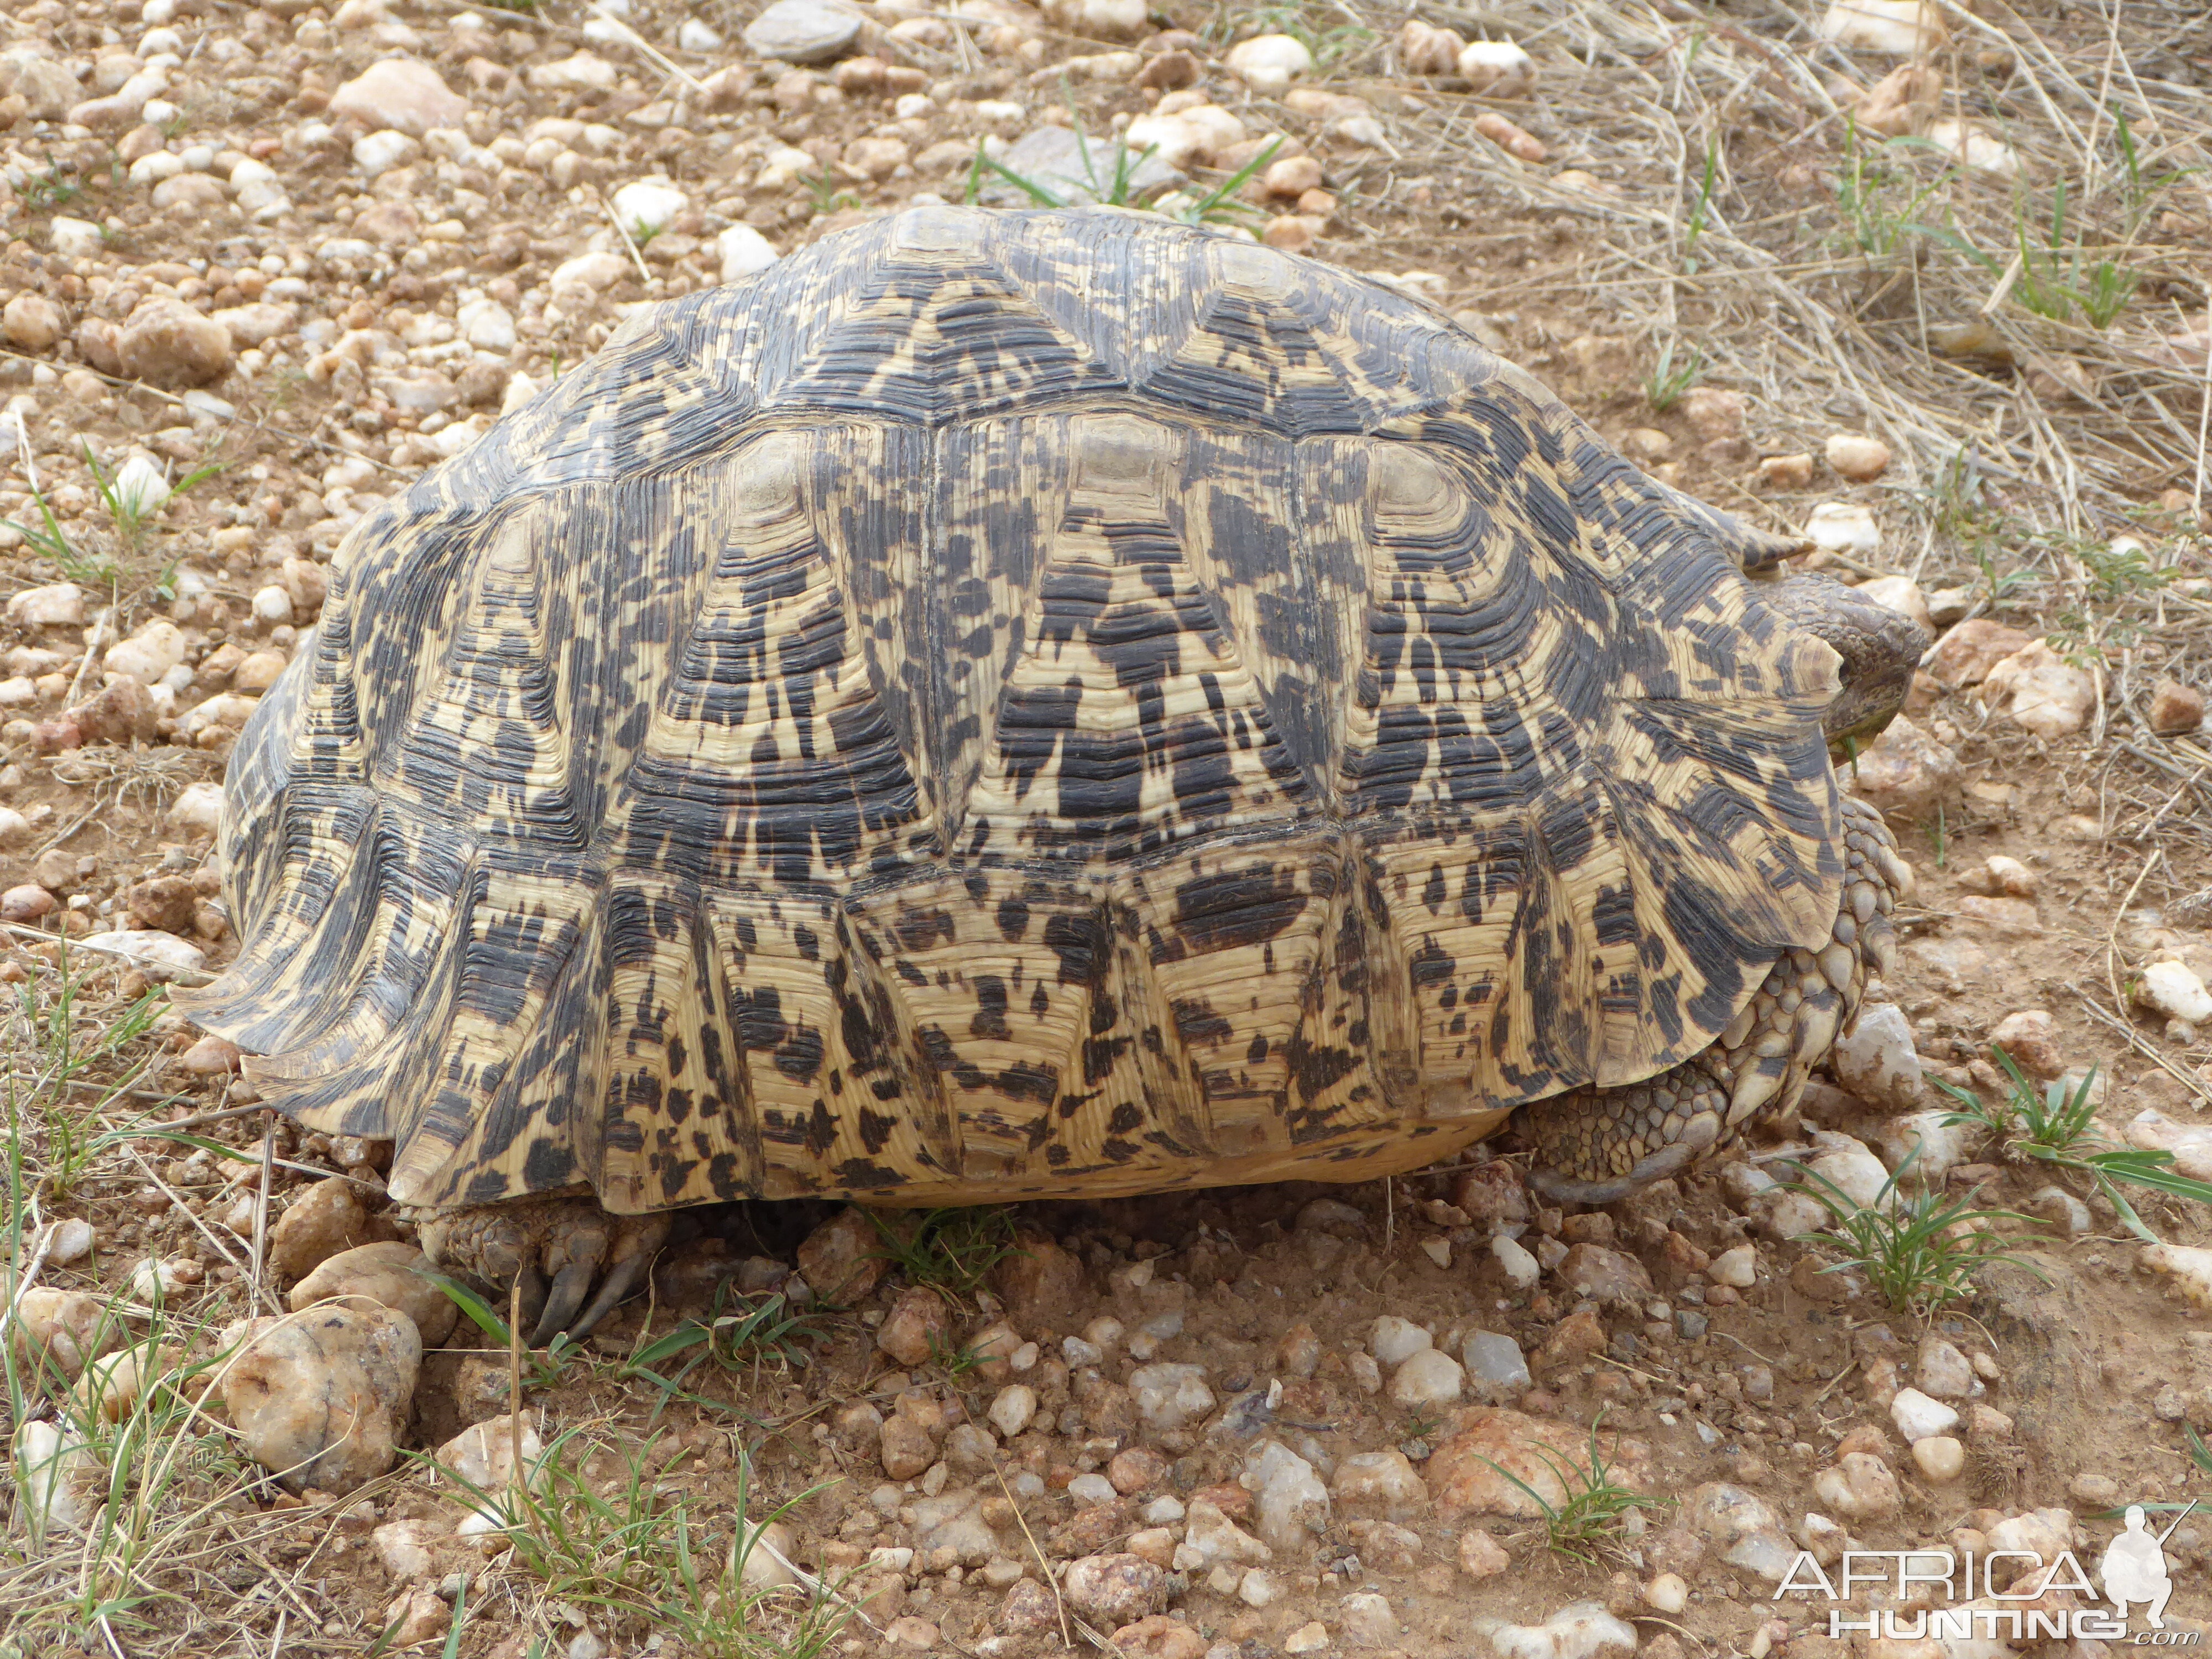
[1368,1316,1432,1367]
[1491,1233,1540,1288]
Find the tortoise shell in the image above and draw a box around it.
[179,207,1845,1214]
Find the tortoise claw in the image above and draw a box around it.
[531,1258,599,1347]
[565,1250,650,1341]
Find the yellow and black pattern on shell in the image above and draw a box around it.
[179,207,1845,1213]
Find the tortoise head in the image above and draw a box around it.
[1757,571,1930,757]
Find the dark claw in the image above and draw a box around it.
[531,1258,598,1346]
[512,1261,550,1339]
[565,1251,649,1341]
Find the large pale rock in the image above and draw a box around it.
[1829,1001,1923,1109]
[1927,618,2033,688]
[795,1206,886,1302]
[289,1243,457,1347]
[1431,1409,1648,1519]
[2137,961,2212,1026]
[10,1288,116,1378]
[1171,1499,1271,1572]
[222,1305,420,1493]
[1480,1602,1637,1659]
[1331,1451,1428,1521]
[1041,0,1147,39]
[268,1177,373,1283]
[744,0,864,63]
[1224,34,1314,93]
[14,1420,100,1541]
[329,58,467,136]
[1063,1553,1167,1625]
[1817,0,1945,54]
[1843,714,1959,825]
[437,1413,546,1521]
[1242,1442,1329,1551]
[6,582,85,629]
[118,300,233,387]
[1982,641,2095,737]
[1811,1452,1901,1519]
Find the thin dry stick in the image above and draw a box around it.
[2105,847,2163,1014]
[249,1110,274,1317]
[599,189,656,285]
[508,1276,525,1525]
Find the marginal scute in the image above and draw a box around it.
[181,207,1851,1212]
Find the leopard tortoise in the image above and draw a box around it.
[178,207,1926,1341]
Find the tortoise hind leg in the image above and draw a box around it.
[1519,795,1911,1204]
[415,1197,672,1345]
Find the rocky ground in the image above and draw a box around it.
[6,0,2212,1655]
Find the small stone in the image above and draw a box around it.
[1856,61,1943,137]
[1389,1348,1464,1406]
[438,1415,546,1517]
[1460,1330,1531,1399]
[1757,453,1814,490]
[43,1219,96,1267]
[1483,1602,1637,1659]
[50,217,106,260]
[1983,640,2095,738]
[289,1242,458,1347]
[1340,1592,1397,1647]
[1114,1616,1208,1659]
[1810,1452,1900,1520]
[990,1384,1037,1438]
[719,225,781,281]
[1332,1450,1429,1521]
[268,1178,372,1283]
[744,0,865,64]
[1457,39,1535,96]
[1459,1529,1510,1578]
[1843,716,1959,825]
[879,1415,938,1481]
[372,1518,436,1578]
[1709,1244,1757,1288]
[884,1616,939,1650]
[13,1421,99,1538]
[10,1288,114,1377]
[877,1286,951,1368]
[1491,1234,1539,1288]
[1062,1553,1166,1625]
[1242,1442,1330,1552]
[328,58,466,137]
[1911,1437,1964,1483]
[1989,1009,2064,1080]
[1431,1408,1645,1519]
[1172,1500,1271,1572]
[1890,1387,1960,1443]
[1927,619,2034,689]
[117,300,233,388]
[1825,434,1891,481]
[991,1232,1085,1329]
[2071,1473,2122,1507]
[222,1304,421,1493]
[2150,680,2205,736]
[1,884,56,924]
[1130,1363,1215,1433]
[1646,1572,1688,1613]
[3,292,63,351]
[1804,501,1879,556]
[1558,1244,1653,1305]
[2138,961,2212,1026]
[1398,18,1467,75]
[6,582,85,630]
[1817,0,1946,54]
[912,1488,1001,1564]
[1041,0,1147,39]
[1677,1483,1794,1582]
[1224,33,1314,92]
[796,1208,886,1302]
[1282,1622,1329,1655]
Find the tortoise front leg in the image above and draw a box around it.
[416,1197,672,1345]
[1517,794,1910,1204]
